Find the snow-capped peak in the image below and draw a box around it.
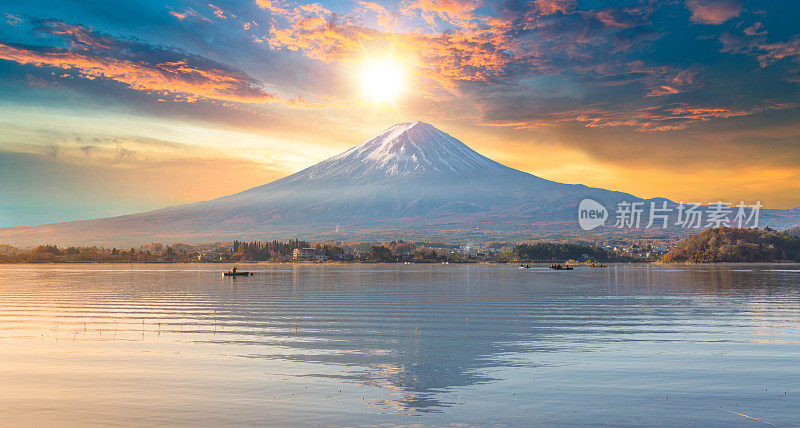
[299,121,506,180]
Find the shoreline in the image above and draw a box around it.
[3,260,800,265]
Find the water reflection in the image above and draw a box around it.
[204,265,578,412]
[1,263,799,425]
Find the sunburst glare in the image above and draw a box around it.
[359,58,405,105]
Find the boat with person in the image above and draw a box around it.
[549,264,573,270]
[222,267,254,277]
[223,271,253,276]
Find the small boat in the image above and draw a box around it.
[549,264,573,271]
[222,271,254,277]
[519,264,531,269]
[590,263,607,268]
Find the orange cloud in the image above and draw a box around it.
[258,0,661,100]
[534,0,576,15]
[6,13,23,26]
[478,102,792,133]
[756,38,800,67]
[685,0,741,25]
[356,1,399,29]
[170,11,189,20]
[646,69,699,96]
[168,8,211,22]
[647,85,680,97]
[744,22,767,36]
[0,43,282,104]
[262,0,520,92]
[0,21,331,108]
[403,0,481,27]
[208,3,231,20]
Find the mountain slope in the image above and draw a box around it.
[147,122,637,233]
[1,121,798,246]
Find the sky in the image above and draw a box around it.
[1,0,799,226]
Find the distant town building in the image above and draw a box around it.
[293,247,326,261]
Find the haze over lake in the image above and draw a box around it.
[1,263,799,426]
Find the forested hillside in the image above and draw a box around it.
[661,228,800,263]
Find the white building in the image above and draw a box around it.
[292,247,318,262]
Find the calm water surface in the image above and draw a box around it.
[1,263,799,426]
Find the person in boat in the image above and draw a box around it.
[231,266,237,274]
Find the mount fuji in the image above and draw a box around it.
[1,121,799,246]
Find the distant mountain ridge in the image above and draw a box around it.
[0,121,799,246]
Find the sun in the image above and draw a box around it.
[359,59,405,105]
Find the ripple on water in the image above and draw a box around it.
[0,263,799,426]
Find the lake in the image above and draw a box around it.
[0,263,799,426]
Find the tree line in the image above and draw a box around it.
[661,227,800,263]
[0,239,650,263]
[233,239,310,260]
[0,245,197,263]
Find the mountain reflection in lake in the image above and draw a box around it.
[1,264,799,426]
